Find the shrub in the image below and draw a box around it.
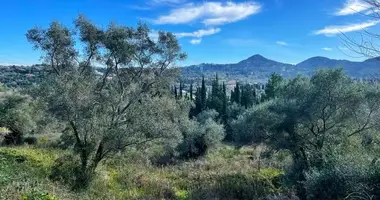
[55,130,75,149]
[133,174,176,199]
[0,92,40,145]
[24,136,38,145]
[304,167,356,200]
[215,171,282,200]
[49,154,89,190]
[177,114,225,159]
[3,132,24,145]
[22,191,59,200]
[190,169,283,200]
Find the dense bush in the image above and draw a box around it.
[55,129,75,149]
[303,156,380,200]
[304,167,355,200]
[177,110,225,159]
[49,154,88,190]
[24,136,38,145]
[0,92,40,145]
[216,173,277,200]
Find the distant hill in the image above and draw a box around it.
[1,54,380,87]
[181,55,380,83]
[0,64,45,87]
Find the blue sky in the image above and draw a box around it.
[0,0,379,66]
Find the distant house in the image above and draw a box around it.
[227,80,236,86]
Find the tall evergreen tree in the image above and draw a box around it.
[264,73,283,100]
[240,84,255,108]
[231,82,241,104]
[179,81,183,98]
[174,85,178,99]
[208,74,220,110]
[201,75,207,111]
[192,87,202,116]
[221,82,228,124]
[189,81,193,100]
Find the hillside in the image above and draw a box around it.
[181,55,380,83]
[1,55,380,87]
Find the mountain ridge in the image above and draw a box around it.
[181,54,380,82]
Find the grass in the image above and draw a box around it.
[0,146,77,200]
[0,145,287,200]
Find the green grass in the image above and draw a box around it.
[0,145,287,200]
[0,147,59,185]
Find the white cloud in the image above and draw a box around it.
[154,1,261,26]
[190,38,202,44]
[314,20,380,36]
[276,41,288,46]
[322,47,333,51]
[335,0,371,16]
[175,28,221,38]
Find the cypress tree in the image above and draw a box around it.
[264,73,283,100]
[232,82,240,104]
[174,85,178,99]
[194,87,202,116]
[179,81,183,98]
[190,81,193,100]
[208,73,220,110]
[222,82,228,124]
[201,75,207,111]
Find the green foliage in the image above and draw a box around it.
[26,15,187,188]
[0,147,59,188]
[240,83,257,108]
[0,66,45,88]
[304,167,355,200]
[49,154,87,189]
[215,171,281,200]
[56,129,75,149]
[231,69,380,198]
[0,91,40,145]
[231,82,241,104]
[177,111,225,159]
[22,191,59,200]
[24,136,38,145]
[192,76,208,117]
[207,74,228,120]
[263,73,283,100]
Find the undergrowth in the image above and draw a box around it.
[0,145,287,200]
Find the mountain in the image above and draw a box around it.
[181,54,294,83]
[1,54,380,87]
[180,55,380,83]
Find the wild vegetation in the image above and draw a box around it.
[1,13,380,200]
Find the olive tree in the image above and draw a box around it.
[0,91,39,145]
[26,15,186,186]
[232,69,380,198]
[177,109,225,159]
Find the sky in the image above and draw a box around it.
[0,0,380,66]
